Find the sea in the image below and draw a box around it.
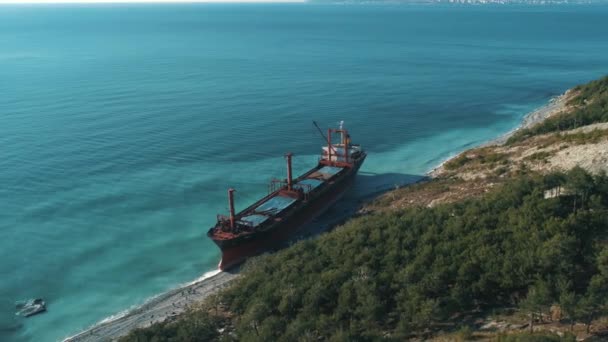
[1,3,607,341]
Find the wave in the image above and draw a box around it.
[185,269,222,287]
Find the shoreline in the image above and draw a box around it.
[66,91,574,341]
[65,270,238,341]
[428,89,574,177]
[65,195,370,341]
[489,89,573,146]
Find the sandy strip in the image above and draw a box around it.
[65,270,239,342]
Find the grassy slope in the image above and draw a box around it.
[122,76,608,342]
[431,76,608,187]
[507,76,608,144]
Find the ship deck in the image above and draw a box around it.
[208,138,368,241]
[237,165,344,228]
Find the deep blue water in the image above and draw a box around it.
[1,3,607,341]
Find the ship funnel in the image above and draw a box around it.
[228,188,236,229]
[285,153,293,190]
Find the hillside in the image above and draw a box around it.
[374,76,608,213]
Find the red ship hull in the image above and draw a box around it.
[207,125,365,271]
[217,165,360,270]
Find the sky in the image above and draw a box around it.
[0,0,304,3]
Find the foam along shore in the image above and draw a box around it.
[428,89,575,177]
[491,89,575,145]
[64,270,237,342]
[64,193,368,341]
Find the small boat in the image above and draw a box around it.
[15,298,46,317]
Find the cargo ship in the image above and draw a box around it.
[207,122,366,270]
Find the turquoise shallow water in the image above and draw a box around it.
[1,3,607,341]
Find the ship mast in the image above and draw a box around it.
[285,153,293,191]
[228,188,236,229]
[339,120,344,149]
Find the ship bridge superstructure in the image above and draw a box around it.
[320,121,363,168]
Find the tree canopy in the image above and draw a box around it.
[122,168,608,341]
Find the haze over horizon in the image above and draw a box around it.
[0,0,304,4]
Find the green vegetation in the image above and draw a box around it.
[368,178,458,210]
[124,310,225,342]
[444,153,472,170]
[122,168,608,341]
[508,75,608,144]
[444,147,509,170]
[524,151,551,163]
[495,165,510,176]
[539,128,608,147]
[496,332,576,342]
[121,76,608,341]
[571,76,608,106]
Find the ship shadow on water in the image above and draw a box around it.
[353,172,428,199]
